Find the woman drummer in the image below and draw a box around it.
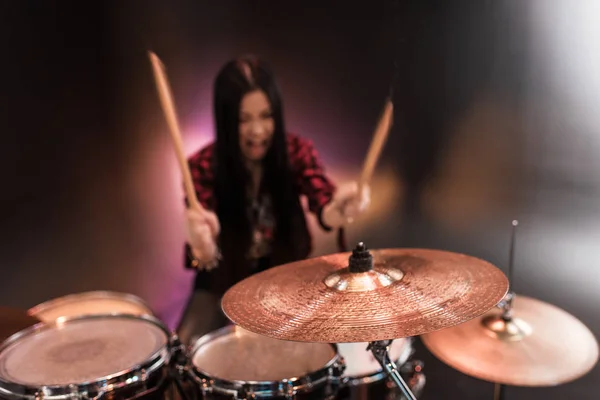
[177,55,370,344]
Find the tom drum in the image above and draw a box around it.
[27,291,154,323]
[188,325,345,399]
[0,314,180,399]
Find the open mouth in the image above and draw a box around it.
[246,139,269,148]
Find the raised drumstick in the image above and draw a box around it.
[148,51,204,212]
[338,98,393,231]
[359,98,394,195]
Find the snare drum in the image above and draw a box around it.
[0,314,178,399]
[336,338,425,400]
[189,325,345,399]
[28,291,154,323]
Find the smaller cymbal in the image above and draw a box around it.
[421,295,599,387]
[0,306,40,343]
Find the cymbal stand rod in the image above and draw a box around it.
[493,382,505,400]
[368,340,417,400]
[508,220,518,287]
[499,291,515,320]
[498,220,519,320]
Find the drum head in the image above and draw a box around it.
[28,291,154,323]
[192,326,336,382]
[337,338,411,378]
[0,315,168,387]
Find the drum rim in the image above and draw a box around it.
[189,325,344,396]
[0,313,171,399]
[27,290,154,319]
[341,337,414,386]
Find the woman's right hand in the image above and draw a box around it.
[185,207,220,269]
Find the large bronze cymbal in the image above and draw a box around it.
[0,306,40,343]
[421,295,599,386]
[221,244,508,343]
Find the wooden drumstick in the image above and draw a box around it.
[338,98,393,227]
[359,98,394,194]
[148,51,204,212]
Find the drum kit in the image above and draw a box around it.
[0,53,595,399]
[0,232,597,399]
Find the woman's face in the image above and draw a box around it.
[239,90,275,162]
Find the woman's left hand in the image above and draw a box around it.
[322,181,371,228]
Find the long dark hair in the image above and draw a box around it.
[212,55,310,287]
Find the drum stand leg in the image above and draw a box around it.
[493,383,505,400]
[170,370,192,400]
[169,335,194,400]
[368,340,418,400]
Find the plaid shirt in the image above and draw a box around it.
[188,133,336,223]
[185,133,337,269]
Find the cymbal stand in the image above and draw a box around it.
[345,243,417,400]
[486,220,519,400]
[485,291,512,400]
[368,340,418,400]
[480,293,514,400]
[481,219,522,341]
[493,382,506,400]
[496,290,516,320]
[500,219,519,319]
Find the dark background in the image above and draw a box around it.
[1,1,599,398]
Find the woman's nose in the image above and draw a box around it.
[249,120,266,136]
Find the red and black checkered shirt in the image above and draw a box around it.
[188,133,336,223]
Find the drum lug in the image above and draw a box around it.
[132,367,147,385]
[328,357,345,391]
[169,334,189,367]
[400,360,424,375]
[240,384,257,399]
[399,360,426,398]
[330,357,346,380]
[200,378,213,396]
[282,380,298,399]
[69,383,96,400]
[169,334,186,355]
[304,375,313,389]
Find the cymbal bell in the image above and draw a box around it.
[421,294,599,387]
[222,244,508,343]
[0,306,40,343]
